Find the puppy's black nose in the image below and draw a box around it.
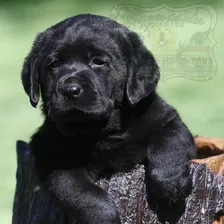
[61,84,81,97]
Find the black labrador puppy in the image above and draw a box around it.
[21,14,196,224]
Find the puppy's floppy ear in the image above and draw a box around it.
[22,56,40,107]
[21,32,44,108]
[126,32,160,107]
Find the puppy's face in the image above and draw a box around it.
[22,14,160,135]
[38,20,127,134]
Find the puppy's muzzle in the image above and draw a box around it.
[58,76,82,98]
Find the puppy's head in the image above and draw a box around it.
[21,14,160,135]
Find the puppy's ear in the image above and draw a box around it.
[22,56,40,107]
[126,33,160,107]
[21,33,44,108]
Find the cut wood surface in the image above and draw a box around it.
[13,136,224,224]
[195,136,224,158]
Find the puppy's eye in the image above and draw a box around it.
[90,57,107,67]
[49,60,61,69]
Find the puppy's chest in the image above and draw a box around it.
[39,136,148,178]
[90,139,148,174]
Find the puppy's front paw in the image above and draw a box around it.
[93,197,121,224]
[146,165,192,223]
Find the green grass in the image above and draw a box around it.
[0,0,223,223]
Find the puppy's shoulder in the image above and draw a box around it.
[144,92,179,125]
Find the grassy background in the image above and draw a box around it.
[0,0,223,223]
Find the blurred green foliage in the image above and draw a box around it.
[0,0,223,223]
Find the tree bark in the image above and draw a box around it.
[13,138,224,224]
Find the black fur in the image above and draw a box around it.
[21,14,196,224]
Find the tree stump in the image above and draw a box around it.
[13,136,224,224]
